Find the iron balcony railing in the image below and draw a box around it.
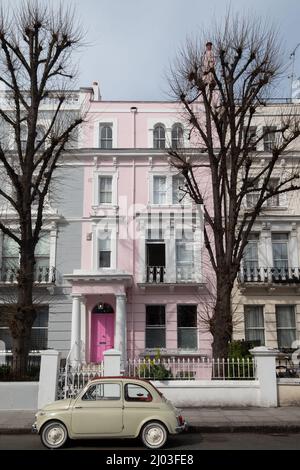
[146,266,166,283]
[146,265,197,284]
[239,266,300,284]
[0,266,56,284]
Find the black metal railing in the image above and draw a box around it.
[146,266,166,283]
[239,266,300,284]
[0,266,56,284]
[0,352,41,381]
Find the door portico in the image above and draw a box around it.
[65,272,132,365]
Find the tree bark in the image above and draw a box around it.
[211,274,233,358]
[9,247,36,376]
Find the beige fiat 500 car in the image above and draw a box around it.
[32,377,187,449]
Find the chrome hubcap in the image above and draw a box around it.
[146,426,164,446]
[47,426,65,445]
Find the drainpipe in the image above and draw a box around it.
[130,106,137,148]
[130,106,137,358]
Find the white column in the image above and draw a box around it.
[250,346,279,407]
[71,295,81,364]
[115,294,127,369]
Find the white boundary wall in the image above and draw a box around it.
[152,380,260,407]
[0,382,38,410]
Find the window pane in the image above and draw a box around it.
[100,124,113,149]
[263,126,276,151]
[33,307,49,328]
[2,236,19,256]
[125,384,152,401]
[176,242,193,264]
[100,176,112,192]
[99,176,112,203]
[178,328,197,349]
[146,305,165,325]
[99,251,111,267]
[276,306,295,328]
[0,329,12,349]
[145,328,165,348]
[35,234,50,256]
[171,124,184,148]
[177,305,197,327]
[0,307,48,350]
[153,176,166,204]
[277,329,296,349]
[99,238,111,251]
[153,125,165,149]
[30,328,48,350]
[244,126,257,149]
[172,176,185,204]
[244,306,264,328]
[245,329,265,345]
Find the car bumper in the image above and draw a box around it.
[175,421,188,433]
[32,422,38,434]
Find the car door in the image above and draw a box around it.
[71,381,123,436]
[123,383,158,436]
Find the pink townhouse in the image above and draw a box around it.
[65,83,213,366]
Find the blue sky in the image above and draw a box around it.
[14,0,300,100]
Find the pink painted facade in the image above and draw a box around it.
[67,84,214,365]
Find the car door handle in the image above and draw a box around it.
[74,406,82,409]
[99,342,106,344]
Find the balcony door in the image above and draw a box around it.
[146,242,165,283]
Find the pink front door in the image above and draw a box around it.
[91,313,114,362]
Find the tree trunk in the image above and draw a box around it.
[9,249,36,377]
[211,276,233,359]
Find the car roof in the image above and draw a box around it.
[91,376,150,382]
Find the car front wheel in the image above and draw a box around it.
[41,421,68,449]
[141,421,168,449]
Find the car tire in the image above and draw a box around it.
[40,421,68,449]
[141,421,168,449]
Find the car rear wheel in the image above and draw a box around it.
[41,421,68,449]
[141,421,168,449]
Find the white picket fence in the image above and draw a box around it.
[55,355,256,401]
[57,362,104,399]
[126,357,256,380]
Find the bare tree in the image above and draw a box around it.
[168,13,300,358]
[0,1,84,375]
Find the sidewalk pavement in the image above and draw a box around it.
[1,407,300,434]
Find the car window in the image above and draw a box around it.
[124,383,152,402]
[82,383,121,401]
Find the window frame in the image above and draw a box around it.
[124,383,153,402]
[145,305,166,349]
[0,305,49,351]
[177,304,198,350]
[153,124,166,149]
[82,382,121,401]
[98,232,112,269]
[272,233,289,271]
[99,123,113,149]
[275,305,296,349]
[98,175,113,205]
[93,170,118,207]
[176,239,194,282]
[243,233,259,272]
[171,123,184,148]
[263,126,277,152]
[243,126,257,151]
[150,173,190,206]
[244,305,265,346]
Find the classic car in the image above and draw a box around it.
[32,376,187,449]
